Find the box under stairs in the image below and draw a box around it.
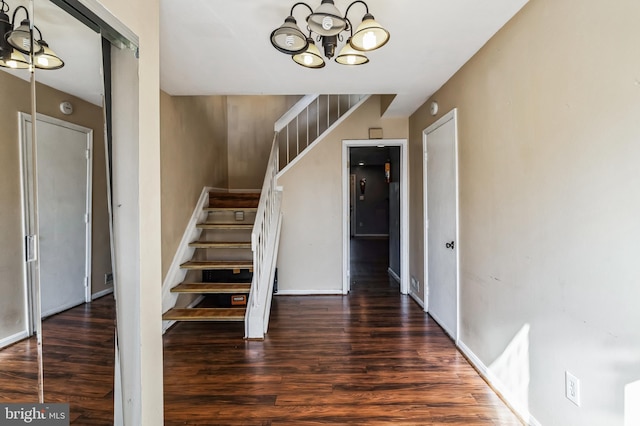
[162,191,260,323]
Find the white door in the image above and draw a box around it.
[23,114,92,318]
[424,110,458,340]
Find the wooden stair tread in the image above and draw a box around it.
[189,241,251,249]
[180,260,253,270]
[162,308,245,321]
[171,283,251,293]
[209,192,260,209]
[196,223,253,230]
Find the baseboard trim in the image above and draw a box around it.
[92,287,114,300]
[457,340,541,426]
[0,330,29,350]
[275,289,343,296]
[409,291,424,308]
[162,295,205,334]
[387,267,400,283]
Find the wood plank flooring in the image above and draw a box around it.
[163,238,523,425]
[0,238,523,425]
[0,295,115,425]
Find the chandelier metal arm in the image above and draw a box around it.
[1,1,9,14]
[290,2,314,17]
[11,5,29,24]
[33,25,44,41]
[344,0,369,20]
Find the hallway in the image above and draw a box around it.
[163,238,522,425]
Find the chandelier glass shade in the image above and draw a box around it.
[270,0,389,68]
[292,37,325,68]
[0,1,64,70]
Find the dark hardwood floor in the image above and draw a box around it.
[0,295,115,425]
[163,238,523,425]
[0,238,522,425]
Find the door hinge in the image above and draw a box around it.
[85,276,90,288]
[84,213,89,223]
[86,149,91,160]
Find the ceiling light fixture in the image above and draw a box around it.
[0,0,64,70]
[270,0,389,69]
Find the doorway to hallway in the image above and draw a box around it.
[342,139,409,295]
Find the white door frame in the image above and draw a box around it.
[423,108,460,342]
[20,112,93,330]
[342,139,409,295]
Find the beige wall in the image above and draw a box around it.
[0,71,32,341]
[409,0,640,424]
[0,70,111,343]
[277,95,408,293]
[227,95,299,189]
[160,92,228,278]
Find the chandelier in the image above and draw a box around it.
[0,0,64,70]
[270,0,390,68]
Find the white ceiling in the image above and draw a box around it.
[4,0,529,117]
[160,0,529,117]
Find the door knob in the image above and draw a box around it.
[445,241,455,249]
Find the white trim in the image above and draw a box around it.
[0,330,30,350]
[422,108,460,342]
[18,112,34,336]
[161,295,205,334]
[275,290,344,296]
[387,267,400,283]
[274,94,318,132]
[92,286,114,300]
[342,139,409,296]
[277,95,371,178]
[409,292,424,308]
[161,186,213,315]
[457,340,542,426]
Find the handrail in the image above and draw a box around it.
[274,94,318,133]
[277,94,367,171]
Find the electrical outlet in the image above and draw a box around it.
[105,272,113,284]
[565,371,581,406]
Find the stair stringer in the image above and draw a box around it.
[161,186,215,333]
[276,95,371,179]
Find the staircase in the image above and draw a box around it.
[161,93,369,338]
[162,191,260,322]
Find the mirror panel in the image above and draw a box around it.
[32,0,114,419]
[0,0,116,419]
[0,0,40,402]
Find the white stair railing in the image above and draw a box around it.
[245,132,283,339]
[277,94,367,172]
[245,92,369,338]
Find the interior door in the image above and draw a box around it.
[425,112,458,340]
[25,115,92,318]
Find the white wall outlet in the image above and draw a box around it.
[566,371,581,406]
